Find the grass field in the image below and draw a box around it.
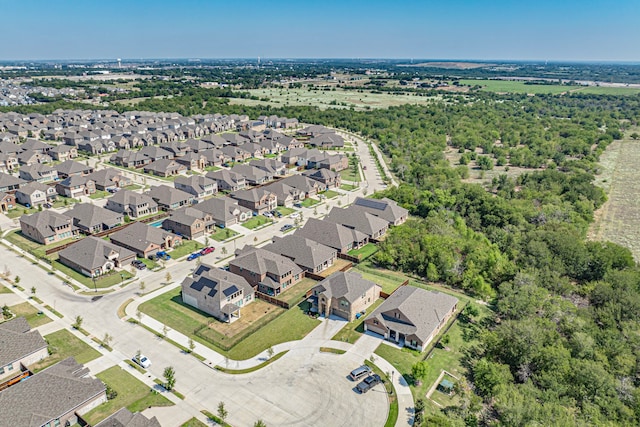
[348,242,379,260]
[83,366,173,425]
[30,329,101,372]
[210,226,240,242]
[460,79,640,95]
[230,88,438,110]
[170,240,204,259]
[242,215,273,229]
[589,128,640,260]
[9,302,52,328]
[340,168,360,182]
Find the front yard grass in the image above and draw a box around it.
[348,242,378,260]
[0,284,12,293]
[5,206,37,218]
[124,184,143,191]
[4,230,75,259]
[83,366,173,425]
[170,240,204,259]
[89,190,109,199]
[320,189,340,199]
[9,302,53,328]
[210,227,240,242]
[139,257,159,270]
[275,206,295,216]
[340,168,360,182]
[300,197,320,208]
[29,329,101,372]
[52,259,134,289]
[331,298,384,344]
[242,215,273,230]
[340,183,358,191]
[51,197,79,209]
[181,418,208,427]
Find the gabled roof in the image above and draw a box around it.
[58,236,135,271]
[86,168,124,187]
[191,197,248,222]
[165,206,210,227]
[95,408,161,427]
[221,133,249,145]
[144,159,184,175]
[325,205,389,237]
[295,217,367,251]
[53,159,91,176]
[16,181,51,195]
[303,168,339,181]
[281,175,320,193]
[174,175,216,194]
[20,210,72,239]
[146,185,193,207]
[0,172,25,188]
[206,169,245,185]
[354,197,409,224]
[106,189,157,210]
[58,174,92,188]
[313,271,379,304]
[231,188,275,203]
[231,247,303,278]
[110,221,176,252]
[65,204,122,230]
[264,235,336,271]
[0,317,47,367]
[0,357,106,427]
[183,263,252,303]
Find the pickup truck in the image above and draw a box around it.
[356,374,382,394]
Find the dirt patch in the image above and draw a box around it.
[205,299,282,337]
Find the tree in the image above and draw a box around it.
[414,398,426,425]
[165,272,172,283]
[72,315,83,330]
[217,401,228,421]
[139,281,146,294]
[163,366,176,391]
[188,338,195,353]
[204,236,210,246]
[411,361,428,385]
[254,421,267,427]
[102,333,113,347]
[30,286,36,297]
[162,325,169,338]
[14,275,20,284]
[221,247,228,255]
[2,304,12,320]
[631,132,639,140]
[267,346,274,359]
[135,309,142,322]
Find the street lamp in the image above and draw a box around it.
[120,273,125,287]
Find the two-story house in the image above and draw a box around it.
[311,271,381,321]
[230,188,277,214]
[230,247,303,296]
[20,210,77,244]
[104,190,158,219]
[173,175,217,201]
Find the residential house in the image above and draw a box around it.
[18,163,58,183]
[65,204,123,234]
[201,148,225,167]
[0,357,107,427]
[139,146,173,161]
[20,138,52,154]
[86,168,132,191]
[219,145,251,163]
[143,159,186,177]
[281,175,320,199]
[146,185,194,211]
[49,144,78,161]
[58,236,136,277]
[303,168,341,190]
[263,235,337,274]
[364,286,458,352]
[181,263,255,323]
[308,132,345,149]
[311,271,381,321]
[325,205,389,239]
[55,175,96,198]
[174,175,217,201]
[298,125,334,137]
[241,142,265,158]
[230,188,276,214]
[183,138,211,153]
[109,221,182,259]
[280,147,308,166]
[230,164,272,186]
[0,317,48,385]
[278,135,304,150]
[308,151,349,171]
[295,217,368,254]
[161,206,214,240]
[95,408,161,427]
[0,192,16,213]
[206,169,246,192]
[191,197,252,228]
[53,160,94,179]
[353,197,409,226]
[230,247,303,296]
[0,153,19,174]
[174,152,207,171]
[17,150,52,166]
[104,190,158,219]
[110,150,151,168]
[262,181,301,207]
[0,173,25,192]
[249,158,287,176]
[221,133,249,146]
[15,182,57,207]
[20,211,78,245]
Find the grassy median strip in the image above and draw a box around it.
[319,347,346,355]
[181,418,208,427]
[201,410,232,427]
[215,351,288,374]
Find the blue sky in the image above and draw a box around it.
[2,0,639,61]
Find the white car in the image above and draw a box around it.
[290,212,300,219]
[133,354,151,369]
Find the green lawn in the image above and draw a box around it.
[331,298,384,344]
[5,206,37,218]
[210,227,240,242]
[277,277,317,306]
[0,284,12,293]
[4,230,76,259]
[204,165,221,172]
[83,366,173,425]
[89,190,110,199]
[276,206,296,216]
[340,183,358,191]
[51,197,80,209]
[9,302,53,328]
[52,260,134,289]
[124,184,143,191]
[170,240,204,259]
[353,261,406,294]
[181,418,208,427]
[340,168,360,182]
[30,329,101,372]
[459,79,572,94]
[348,242,379,260]
[242,215,273,230]
[139,257,159,270]
[300,198,320,208]
[320,189,340,199]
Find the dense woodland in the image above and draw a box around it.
[6,77,640,425]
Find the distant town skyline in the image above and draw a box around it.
[4,0,639,62]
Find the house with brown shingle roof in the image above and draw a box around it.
[310,271,381,321]
[0,317,48,385]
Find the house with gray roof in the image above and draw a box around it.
[105,190,158,219]
[230,247,303,296]
[263,235,336,274]
[311,271,381,321]
[191,197,251,228]
[206,169,246,192]
[53,160,94,179]
[0,172,25,192]
[143,159,186,177]
[15,182,57,207]
[295,217,368,254]
[281,174,320,199]
[221,132,250,146]
[20,210,77,245]
[161,206,214,240]
[49,144,78,161]
[201,148,225,167]
[95,408,161,427]
[18,163,58,183]
[0,357,107,427]
[219,145,251,163]
[174,175,217,201]
[230,164,272,186]
[138,145,173,161]
[230,188,277,214]
[58,236,135,277]
[0,317,48,385]
[308,132,345,149]
[146,185,194,211]
[325,205,389,239]
[303,168,341,190]
[110,149,151,168]
[109,221,181,259]
[174,152,207,171]
[262,181,302,207]
[353,197,409,226]
[181,263,255,323]
[364,286,458,352]
[86,168,132,191]
[249,158,286,176]
[55,175,96,198]
[65,203,123,234]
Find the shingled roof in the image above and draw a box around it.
[0,317,47,367]
[312,271,380,305]
[95,408,161,427]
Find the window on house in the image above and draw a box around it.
[373,319,379,325]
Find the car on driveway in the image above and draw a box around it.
[356,374,382,394]
[263,211,273,218]
[43,203,52,208]
[280,224,293,232]
[187,252,202,261]
[131,260,146,270]
[133,354,151,369]
[155,251,171,260]
[290,212,300,219]
[200,246,215,255]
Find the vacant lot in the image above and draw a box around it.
[590,130,640,260]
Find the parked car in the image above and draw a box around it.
[280,224,293,232]
[263,212,273,218]
[43,203,52,208]
[155,251,171,260]
[356,374,382,394]
[131,260,146,270]
[200,246,215,255]
[290,212,300,219]
[349,365,372,381]
[187,252,202,261]
[275,211,283,218]
[293,203,302,208]
[133,354,151,369]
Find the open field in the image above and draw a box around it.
[230,88,438,110]
[460,79,640,95]
[589,129,640,260]
[30,329,101,372]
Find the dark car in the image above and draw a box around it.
[356,374,382,394]
[43,203,52,208]
[155,251,171,260]
[280,224,293,232]
[131,260,146,270]
[187,252,202,261]
[200,246,215,255]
